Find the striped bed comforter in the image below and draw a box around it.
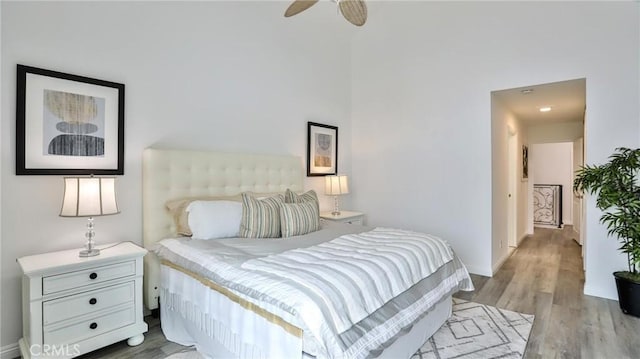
[156,227,473,359]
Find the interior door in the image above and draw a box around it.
[572,137,584,245]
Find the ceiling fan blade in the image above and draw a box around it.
[339,0,367,26]
[284,0,319,17]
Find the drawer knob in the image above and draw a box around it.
[89,298,97,305]
[89,272,98,280]
[89,322,98,330]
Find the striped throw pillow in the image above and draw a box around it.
[285,189,318,204]
[285,189,320,213]
[239,193,284,238]
[280,201,320,237]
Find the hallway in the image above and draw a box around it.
[454,227,640,358]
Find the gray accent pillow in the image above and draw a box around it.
[285,188,318,205]
[239,193,284,238]
[280,201,321,237]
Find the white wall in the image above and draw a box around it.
[516,131,530,243]
[529,121,584,144]
[350,2,638,293]
[1,1,355,349]
[491,96,529,272]
[531,142,574,226]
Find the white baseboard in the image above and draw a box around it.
[571,227,582,245]
[584,283,618,301]
[464,264,492,277]
[534,224,577,230]
[1,342,19,359]
[488,234,531,276]
[492,250,512,275]
[517,233,530,246]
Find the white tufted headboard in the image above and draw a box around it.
[142,148,304,310]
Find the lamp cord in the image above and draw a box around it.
[98,241,139,251]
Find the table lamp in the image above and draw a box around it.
[325,175,349,216]
[60,177,120,257]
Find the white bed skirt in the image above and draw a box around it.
[160,264,452,359]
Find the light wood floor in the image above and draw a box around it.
[75,227,640,359]
[456,227,640,359]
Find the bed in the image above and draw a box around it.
[142,148,473,359]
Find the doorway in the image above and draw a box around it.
[530,142,574,229]
[491,78,586,272]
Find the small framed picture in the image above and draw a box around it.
[307,122,338,176]
[16,64,125,175]
[522,145,529,181]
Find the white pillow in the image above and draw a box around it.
[186,200,242,239]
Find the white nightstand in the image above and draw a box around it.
[320,211,365,225]
[17,242,148,359]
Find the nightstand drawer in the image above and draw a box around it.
[44,305,135,345]
[320,211,365,225]
[345,218,363,225]
[43,260,136,295]
[43,281,135,325]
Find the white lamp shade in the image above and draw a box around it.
[325,175,349,195]
[60,177,120,217]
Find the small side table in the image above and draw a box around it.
[17,242,148,358]
[320,211,365,225]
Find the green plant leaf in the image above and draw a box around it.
[575,147,640,273]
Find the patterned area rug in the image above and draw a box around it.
[412,298,534,359]
[164,298,534,359]
[164,351,204,359]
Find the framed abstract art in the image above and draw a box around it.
[16,64,124,175]
[307,122,338,176]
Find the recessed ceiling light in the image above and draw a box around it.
[521,89,534,95]
[539,106,552,112]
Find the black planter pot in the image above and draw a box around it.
[614,272,640,318]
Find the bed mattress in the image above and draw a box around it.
[154,222,473,358]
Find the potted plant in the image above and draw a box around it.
[574,147,640,317]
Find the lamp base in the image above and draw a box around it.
[79,216,100,257]
[79,248,101,257]
[331,195,342,217]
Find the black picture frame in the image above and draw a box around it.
[16,64,125,175]
[307,122,338,176]
[522,145,529,181]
